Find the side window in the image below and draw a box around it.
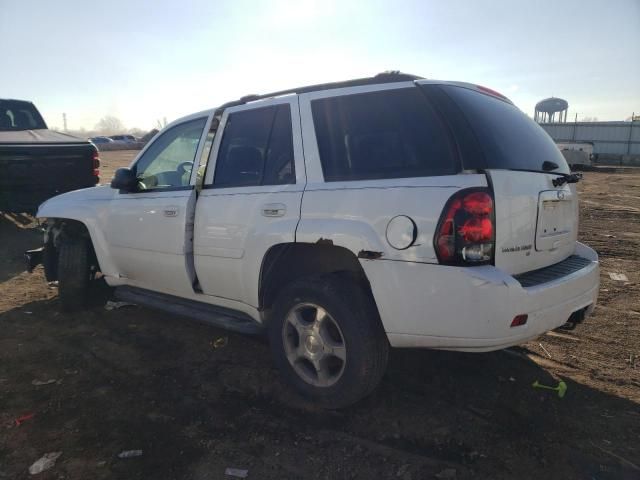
[133,117,207,191]
[311,87,458,181]
[212,105,295,188]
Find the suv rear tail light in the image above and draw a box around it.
[434,188,494,265]
[92,150,101,183]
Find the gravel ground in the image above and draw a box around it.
[0,155,638,479]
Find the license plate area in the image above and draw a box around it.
[535,189,574,251]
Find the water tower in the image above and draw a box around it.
[534,97,569,123]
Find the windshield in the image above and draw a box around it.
[0,100,47,131]
[436,85,570,174]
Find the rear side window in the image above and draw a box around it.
[213,105,295,188]
[311,87,458,182]
[436,85,570,173]
[0,100,47,131]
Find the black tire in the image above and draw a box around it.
[57,236,91,311]
[268,274,389,408]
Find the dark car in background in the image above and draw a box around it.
[0,99,100,214]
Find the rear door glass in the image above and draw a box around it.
[213,105,295,188]
[433,85,569,174]
[311,87,458,181]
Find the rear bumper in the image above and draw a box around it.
[361,242,599,351]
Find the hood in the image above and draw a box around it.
[37,185,115,218]
[0,129,90,145]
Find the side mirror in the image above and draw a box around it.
[111,167,138,192]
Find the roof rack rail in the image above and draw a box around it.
[215,71,423,114]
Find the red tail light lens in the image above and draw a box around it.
[459,217,493,242]
[463,191,493,215]
[92,149,101,183]
[434,189,494,265]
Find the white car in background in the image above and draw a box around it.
[30,72,599,408]
[109,134,137,143]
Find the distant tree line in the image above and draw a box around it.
[50,115,168,139]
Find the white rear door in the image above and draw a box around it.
[193,96,305,307]
[489,170,578,275]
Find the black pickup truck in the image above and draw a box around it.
[0,99,100,214]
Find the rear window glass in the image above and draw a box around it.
[311,87,458,182]
[0,100,47,131]
[437,85,569,173]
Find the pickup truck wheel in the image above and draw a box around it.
[57,237,91,311]
[268,275,389,408]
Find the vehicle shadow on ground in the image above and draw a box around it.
[0,213,42,283]
[1,295,638,480]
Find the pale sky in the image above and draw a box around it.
[2,0,639,131]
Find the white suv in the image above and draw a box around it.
[32,72,599,407]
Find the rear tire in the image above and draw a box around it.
[268,274,389,408]
[57,237,91,311]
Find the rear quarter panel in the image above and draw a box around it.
[297,175,488,262]
[297,84,488,262]
[297,84,489,261]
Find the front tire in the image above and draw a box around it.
[268,274,389,408]
[57,237,91,311]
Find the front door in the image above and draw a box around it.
[194,96,305,307]
[105,115,210,295]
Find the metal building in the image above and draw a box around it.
[541,121,640,156]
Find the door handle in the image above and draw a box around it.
[262,203,286,217]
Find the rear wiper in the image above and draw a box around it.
[495,163,583,187]
[541,160,582,185]
[552,172,582,187]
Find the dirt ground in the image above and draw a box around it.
[1,152,639,479]
[98,150,138,182]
